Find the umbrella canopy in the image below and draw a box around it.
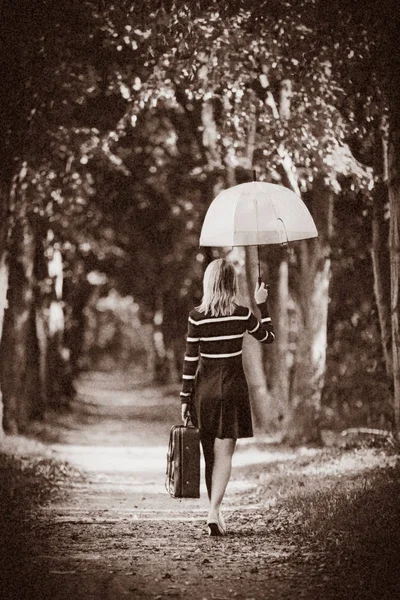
[200,181,318,247]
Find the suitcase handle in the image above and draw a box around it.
[184,414,195,428]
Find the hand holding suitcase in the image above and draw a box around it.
[166,415,200,498]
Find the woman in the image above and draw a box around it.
[180,258,275,536]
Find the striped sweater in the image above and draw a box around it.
[180,301,274,402]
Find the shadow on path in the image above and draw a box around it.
[3,371,399,599]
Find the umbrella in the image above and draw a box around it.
[199,177,318,282]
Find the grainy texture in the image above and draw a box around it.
[1,372,400,600]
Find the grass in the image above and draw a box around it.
[0,437,87,600]
[255,444,400,599]
[0,436,85,512]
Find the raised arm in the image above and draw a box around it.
[246,281,275,344]
[246,302,275,344]
[180,315,200,403]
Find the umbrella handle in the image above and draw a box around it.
[254,173,261,284]
[253,173,263,286]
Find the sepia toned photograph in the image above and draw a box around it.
[0,1,399,598]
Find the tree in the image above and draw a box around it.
[1,0,396,440]
[305,0,400,434]
[0,0,121,431]
[60,0,378,439]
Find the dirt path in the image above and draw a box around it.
[15,372,396,600]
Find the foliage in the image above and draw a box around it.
[323,182,392,429]
[0,440,84,513]
[0,437,85,600]
[4,0,375,286]
[81,288,149,370]
[0,0,396,429]
[268,452,400,598]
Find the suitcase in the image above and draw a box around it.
[166,417,200,498]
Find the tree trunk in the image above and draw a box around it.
[32,225,75,412]
[137,299,167,384]
[0,181,10,320]
[226,161,273,431]
[35,300,50,412]
[0,254,9,355]
[0,215,42,433]
[64,275,93,377]
[140,323,158,382]
[151,291,170,384]
[371,122,392,377]
[229,95,276,431]
[162,290,190,384]
[0,180,11,437]
[238,246,273,431]
[269,81,331,442]
[263,246,290,429]
[388,101,400,435]
[284,179,333,444]
[0,253,8,438]
[160,292,180,385]
[46,299,75,409]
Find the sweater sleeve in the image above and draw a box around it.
[180,315,200,403]
[246,301,275,344]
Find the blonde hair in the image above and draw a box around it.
[197,259,238,316]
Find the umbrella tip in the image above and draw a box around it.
[253,169,257,182]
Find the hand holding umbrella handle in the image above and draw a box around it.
[254,281,269,303]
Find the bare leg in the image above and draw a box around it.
[207,438,236,523]
[201,435,214,500]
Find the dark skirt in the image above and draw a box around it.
[191,356,253,439]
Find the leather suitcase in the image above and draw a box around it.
[166,419,200,498]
